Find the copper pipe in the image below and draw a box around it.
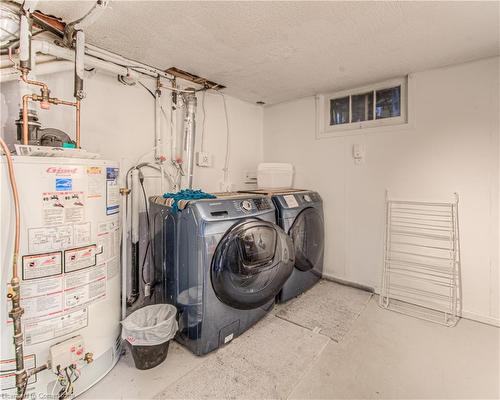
[0,138,21,277]
[23,91,81,146]
[20,71,49,93]
[48,98,80,147]
[76,100,81,148]
[53,99,77,106]
[21,95,32,146]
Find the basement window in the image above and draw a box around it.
[317,77,409,137]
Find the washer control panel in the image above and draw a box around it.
[254,197,272,211]
[197,196,274,219]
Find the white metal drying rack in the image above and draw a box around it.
[379,192,461,327]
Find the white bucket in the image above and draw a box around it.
[257,163,294,189]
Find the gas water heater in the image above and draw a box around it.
[0,156,121,397]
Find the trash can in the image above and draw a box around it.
[121,304,178,370]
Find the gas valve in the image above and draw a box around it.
[84,352,93,364]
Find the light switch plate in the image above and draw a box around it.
[352,144,366,164]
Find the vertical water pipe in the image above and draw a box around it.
[183,90,197,189]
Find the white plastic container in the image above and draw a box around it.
[257,163,294,189]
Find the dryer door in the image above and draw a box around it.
[289,207,324,273]
[211,219,294,310]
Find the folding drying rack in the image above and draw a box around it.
[380,193,461,326]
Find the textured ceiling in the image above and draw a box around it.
[36,1,499,105]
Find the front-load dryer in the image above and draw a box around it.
[150,193,294,355]
[240,189,324,303]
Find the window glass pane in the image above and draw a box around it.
[376,86,401,119]
[330,97,349,125]
[351,92,374,122]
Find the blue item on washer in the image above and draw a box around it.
[162,189,216,213]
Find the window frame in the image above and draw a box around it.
[316,76,413,138]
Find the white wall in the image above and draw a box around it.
[263,57,500,325]
[1,68,263,309]
[2,57,498,325]
[0,70,263,194]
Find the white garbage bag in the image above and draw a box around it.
[121,304,178,346]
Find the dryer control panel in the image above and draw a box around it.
[275,191,322,209]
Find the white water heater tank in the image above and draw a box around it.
[0,156,121,397]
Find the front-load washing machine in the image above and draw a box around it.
[150,193,294,355]
[240,189,324,303]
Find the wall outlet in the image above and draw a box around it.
[196,152,212,167]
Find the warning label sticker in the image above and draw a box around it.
[97,217,120,264]
[106,167,119,215]
[24,308,88,346]
[283,194,299,208]
[20,277,64,321]
[28,225,74,253]
[42,191,85,226]
[74,222,91,246]
[0,354,36,390]
[22,251,62,281]
[64,264,107,310]
[87,166,104,199]
[10,264,106,326]
[64,245,97,273]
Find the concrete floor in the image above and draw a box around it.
[81,292,500,399]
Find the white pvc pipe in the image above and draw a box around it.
[73,0,109,31]
[85,43,173,80]
[0,61,74,83]
[31,40,140,81]
[175,102,183,163]
[19,15,30,66]
[22,0,39,13]
[121,190,127,320]
[184,92,197,189]
[154,90,161,160]
[0,53,54,68]
[131,169,140,244]
[75,31,85,83]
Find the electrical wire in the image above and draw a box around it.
[136,81,182,187]
[139,176,153,286]
[0,138,20,276]
[138,81,155,97]
[55,365,73,400]
[124,164,157,288]
[217,90,231,188]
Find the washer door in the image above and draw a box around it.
[289,207,324,273]
[211,219,294,310]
